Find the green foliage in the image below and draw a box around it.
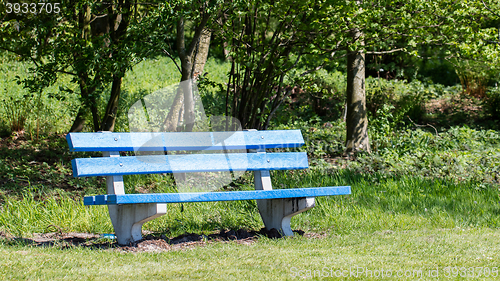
[0,0,164,132]
[274,70,474,131]
[285,69,346,121]
[0,55,80,135]
[484,86,500,123]
[113,57,230,132]
[197,58,232,117]
[0,134,103,198]
[110,57,182,132]
[221,0,325,129]
[272,116,500,189]
[273,119,345,159]
[1,93,31,133]
[361,127,500,187]
[366,78,459,126]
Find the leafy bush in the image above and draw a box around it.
[0,55,80,135]
[365,78,456,126]
[291,69,346,120]
[484,86,500,125]
[355,126,500,187]
[273,119,345,159]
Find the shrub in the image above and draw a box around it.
[484,86,500,124]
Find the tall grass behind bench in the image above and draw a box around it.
[0,192,112,236]
[1,169,499,238]
[272,169,500,234]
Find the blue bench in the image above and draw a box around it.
[67,129,351,245]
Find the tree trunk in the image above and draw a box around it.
[98,0,131,132]
[69,107,87,132]
[76,76,100,132]
[191,28,211,79]
[163,16,211,132]
[176,16,195,132]
[101,75,123,131]
[68,5,96,133]
[181,65,195,132]
[345,29,371,153]
[162,89,184,132]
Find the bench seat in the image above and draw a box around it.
[84,186,351,205]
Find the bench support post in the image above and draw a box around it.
[108,203,167,245]
[253,167,315,236]
[104,151,167,245]
[256,196,315,236]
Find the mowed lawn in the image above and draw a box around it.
[1,228,500,280]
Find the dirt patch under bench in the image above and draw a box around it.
[0,228,320,253]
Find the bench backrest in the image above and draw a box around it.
[67,130,309,177]
[67,130,304,152]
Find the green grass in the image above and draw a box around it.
[0,192,111,237]
[1,168,499,238]
[1,228,500,280]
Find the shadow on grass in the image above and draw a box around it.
[0,133,104,197]
[0,228,306,253]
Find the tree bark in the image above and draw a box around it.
[345,29,371,154]
[177,16,195,132]
[101,75,123,131]
[76,75,100,132]
[69,106,86,132]
[69,5,97,133]
[99,0,131,132]
[192,28,211,79]
[163,15,211,132]
[162,89,184,132]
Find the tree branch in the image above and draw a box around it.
[186,11,211,59]
[481,0,500,18]
[162,48,182,74]
[55,69,77,76]
[0,46,40,68]
[366,48,404,55]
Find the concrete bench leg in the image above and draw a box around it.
[253,168,315,236]
[257,197,315,236]
[108,203,167,245]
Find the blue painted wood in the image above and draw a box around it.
[72,152,308,177]
[66,130,304,152]
[83,196,97,205]
[84,186,351,205]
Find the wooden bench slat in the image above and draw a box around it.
[67,130,305,152]
[72,152,308,177]
[83,186,351,205]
